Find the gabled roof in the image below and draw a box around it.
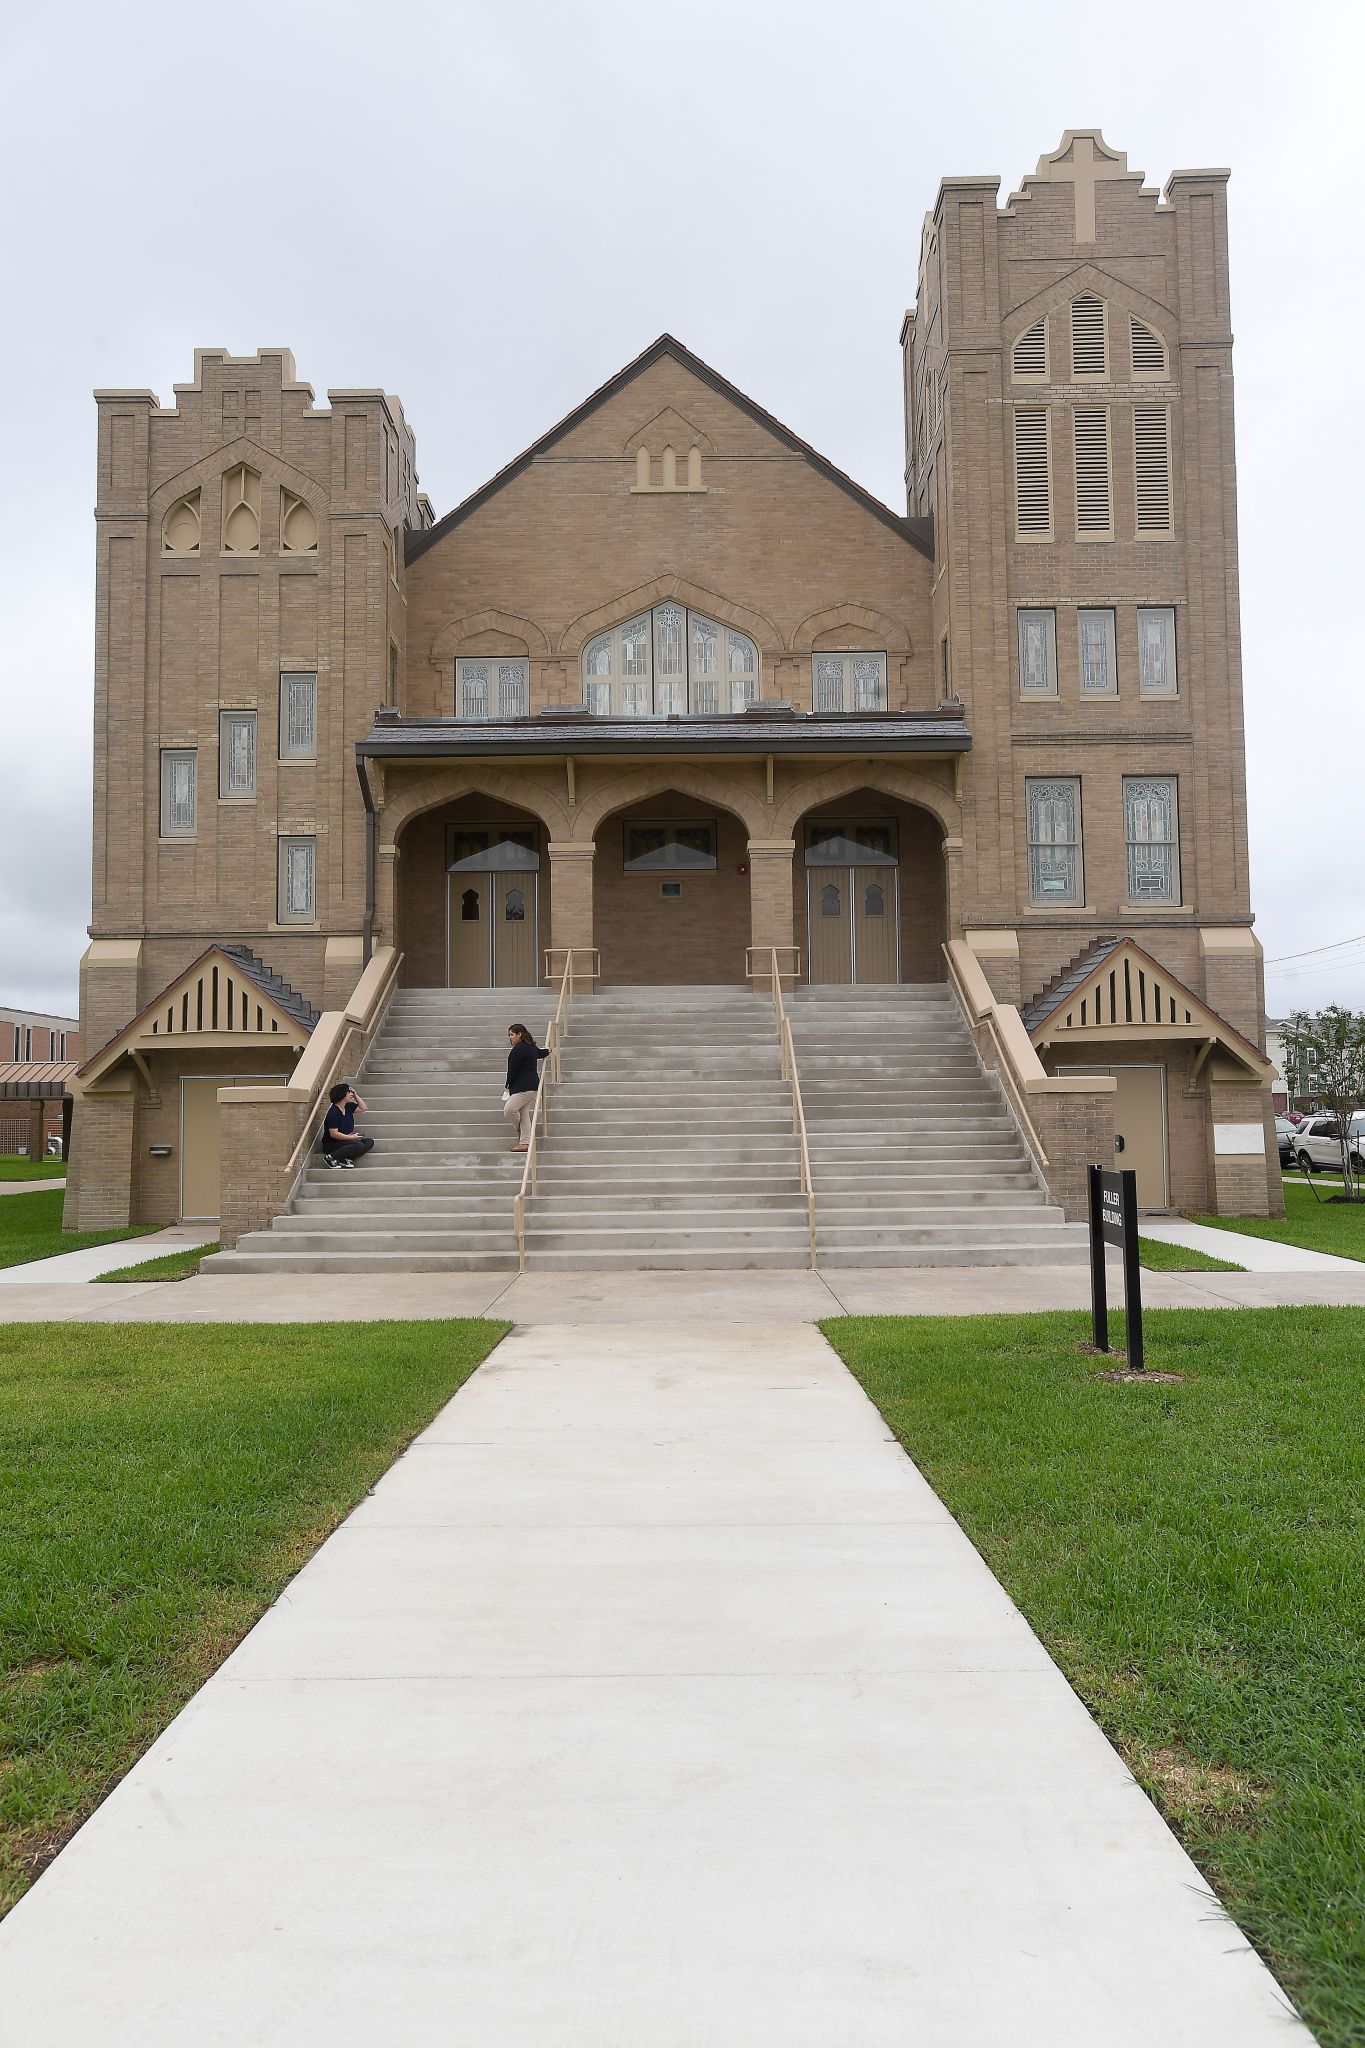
[404,334,934,564]
[1023,934,1272,1078]
[78,945,318,1087]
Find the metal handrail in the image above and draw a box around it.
[755,947,817,1269]
[942,943,1049,1167]
[282,948,404,1183]
[512,953,577,1271]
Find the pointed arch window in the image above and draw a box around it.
[281,489,318,552]
[221,466,261,554]
[582,606,760,717]
[163,490,201,555]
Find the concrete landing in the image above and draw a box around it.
[0,1320,1311,2046]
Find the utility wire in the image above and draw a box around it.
[1265,931,1365,965]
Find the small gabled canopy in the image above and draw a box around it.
[1024,935,1273,1080]
[404,334,935,565]
[78,945,317,1089]
[0,1061,79,1101]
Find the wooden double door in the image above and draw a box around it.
[448,873,538,987]
[807,866,900,984]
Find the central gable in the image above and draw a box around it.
[406,335,932,564]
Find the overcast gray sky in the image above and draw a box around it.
[1,0,1359,1020]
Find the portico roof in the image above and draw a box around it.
[357,708,972,762]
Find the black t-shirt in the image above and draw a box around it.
[323,1103,356,1142]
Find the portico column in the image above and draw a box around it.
[746,838,797,989]
[375,842,400,949]
[546,839,597,989]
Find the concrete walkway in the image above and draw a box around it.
[0,1224,216,1286]
[1138,1216,1362,1272]
[0,1318,1311,2046]
[0,1258,1364,1323]
[0,1176,65,1196]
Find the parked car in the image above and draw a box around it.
[1293,1113,1365,1175]
[1275,1116,1297,1166]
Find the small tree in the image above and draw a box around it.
[1282,1006,1365,1201]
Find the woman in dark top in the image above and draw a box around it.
[503,1023,550,1151]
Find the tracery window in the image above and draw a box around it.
[1026,779,1082,906]
[281,489,318,552]
[812,652,887,714]
[582,606,759,717]
[1124,777,1180,904]
[456,659,529,720]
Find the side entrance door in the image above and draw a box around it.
[1061,1062,1169,1208]
[447,865,540,987]
[180,1074,277,1222]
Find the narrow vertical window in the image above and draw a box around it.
[277,835,317,922]
[1011,318,1047,381]
[456,660,489,719]
[1137,608,1179,697]
[1013,407,1052,538]
[218,710,257,798]
[221,465,261,553]
[1017,610,1058,696]
[497,661,528,718]
[162,490,201,555]
[1133,407,1173,534]
[279,670,317,758]
[388,641,399,705]
[940,635,951,697]
[1124,778,1180,903]
[280,489,318,552]
[1026,779,1082,905]
[1073,407,1112,537]
[1070,295,1108,379]
[159,748,197,837]
[727,628,758,712]
[1077,609,1117,697]
[1129,317,1168,379]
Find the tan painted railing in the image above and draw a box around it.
[281,947,404,1183]
[942,941,1050,1165]
[753,947,817,1268]
[513,953,585,1272]
[745,944,801,988]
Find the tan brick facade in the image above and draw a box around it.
[68,130,1280,1229]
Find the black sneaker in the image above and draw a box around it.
[321,1155,338,1169]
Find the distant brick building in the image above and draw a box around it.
[0,1009,78,1157]
[66,129,1279,1233]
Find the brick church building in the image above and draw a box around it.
[65,131,1281,1249]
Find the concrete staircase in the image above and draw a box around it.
[786,984,1089,1267]
[207,980,1087,1276]
[205,987,552,1274]
[520,986,810,1270]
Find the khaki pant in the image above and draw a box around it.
[503,1090,538,1144]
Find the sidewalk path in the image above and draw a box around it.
[1,1260,1364,1323]
[0,1177,65,1196]
[0,1224,216,1286]
[1138,1217,1361,1272]
[0,1319,1311,2046]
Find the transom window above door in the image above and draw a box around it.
[812,652,887,714]
[456,658,529,720]
[582,605,760,717]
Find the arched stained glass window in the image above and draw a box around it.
[582,606,760,717]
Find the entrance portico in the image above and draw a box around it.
[365,708,969,989]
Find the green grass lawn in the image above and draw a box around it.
[0,1318,507,1915]
[0,1188,155,1271]
[1137,1235,1243,1272]
[1195,1179,1365,1263]
[0,1157,66,1182]
[823,1308,1365,2048]
[93,1244,210,1284]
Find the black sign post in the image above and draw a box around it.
[1087,1164,1144,1372]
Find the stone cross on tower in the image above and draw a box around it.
[1028,130,1133,242]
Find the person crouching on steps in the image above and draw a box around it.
[321,1081,374,1168]
[503,1024,549,1152]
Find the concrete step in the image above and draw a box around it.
[815,1242,1090,1269]
[204,1250,521,1273]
